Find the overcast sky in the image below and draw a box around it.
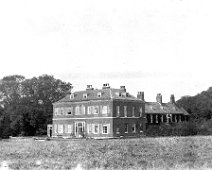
[0,0,212,102]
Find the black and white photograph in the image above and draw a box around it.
[0,0,212,169]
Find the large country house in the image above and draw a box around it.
[49,84,146,139]
[47,84,189,138]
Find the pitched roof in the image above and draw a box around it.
[145,102,189,115]
[54,88,141,103]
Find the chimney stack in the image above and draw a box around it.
[137,91,145,101]
[156,93,162,104]
[86,85,94,91]
[120,86,126,92]
[170,94,175,104]
[102,83,110,89]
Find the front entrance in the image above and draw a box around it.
[75,122,85,137]
[47,124,53,137]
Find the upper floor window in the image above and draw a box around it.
[116,106,120,117]
[67,107,73,115]
[97,92,102,98]
[139,107,143,117]
[132,107,135,117]
[93,106,99,114]
[54,108,59,115]
[70,93,74,99]
[124,106,127,117]
[81,105,85,115]
[102,105,108,114]
[87,106,91,114]
[59,108,64,115]
[83,93,87,99]
[75,106,80,115]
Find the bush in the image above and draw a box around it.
[146,121,198,137]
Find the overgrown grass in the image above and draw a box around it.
[1,136,212,169]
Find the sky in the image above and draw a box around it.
[0,0,212,102]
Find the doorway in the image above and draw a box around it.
[47,124,53,137]
[75,122,85,137]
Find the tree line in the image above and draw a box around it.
[1,74,212,138]
[0,75,71,138]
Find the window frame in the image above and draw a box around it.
[124,106,127,117]
[102,124,110,134]
[124,123,128,133]
[116,106,120,117]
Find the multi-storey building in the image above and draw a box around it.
[50,84,146,139]
[143,93,189,126]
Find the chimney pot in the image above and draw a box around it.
[156,93,162,104]
[137,91,145,101]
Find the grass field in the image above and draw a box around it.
[1,136,212,170]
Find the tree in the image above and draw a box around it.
[0,74,72,137]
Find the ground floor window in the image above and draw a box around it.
[54,124,57,133]
[132,124,136,133]
[58,124,63,134]
[87,124,92,134]
[125,123,128,133]
[93,124,99,134]
[67,124,73,133]
[102,124,110,134]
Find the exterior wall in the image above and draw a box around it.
[52,99,114,138]
[112,99,145,138]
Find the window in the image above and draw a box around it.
[87,124,92,134]
[132,107,135,117]
[132,124,136,133]
[54,124,57,133]
[67,124,73,133]
[124,123,128,133]
[97,92,102,98]
[58,108,64,115]
[93,106,99,114]
[102,106,108,114]
[102,124,110,134]
[139,107,143,117]
[64,124,68,133]
[81,105,85,115]
[75,106,80,115]
[58,124,63,134]
[54,108,59,115]
[70,93,74,99]
[93,124,99,134]
[116,128,120,134]
[87,106,91,114]
[83,93,87,99]
[116,106,120,117]
[140,123,143,132]
[67,107,73,115]
[124,106,127,117]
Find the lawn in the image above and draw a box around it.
[1,136,212,170]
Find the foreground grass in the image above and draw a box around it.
[1,136,212,170]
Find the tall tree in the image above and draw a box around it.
[0,74,72,137]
